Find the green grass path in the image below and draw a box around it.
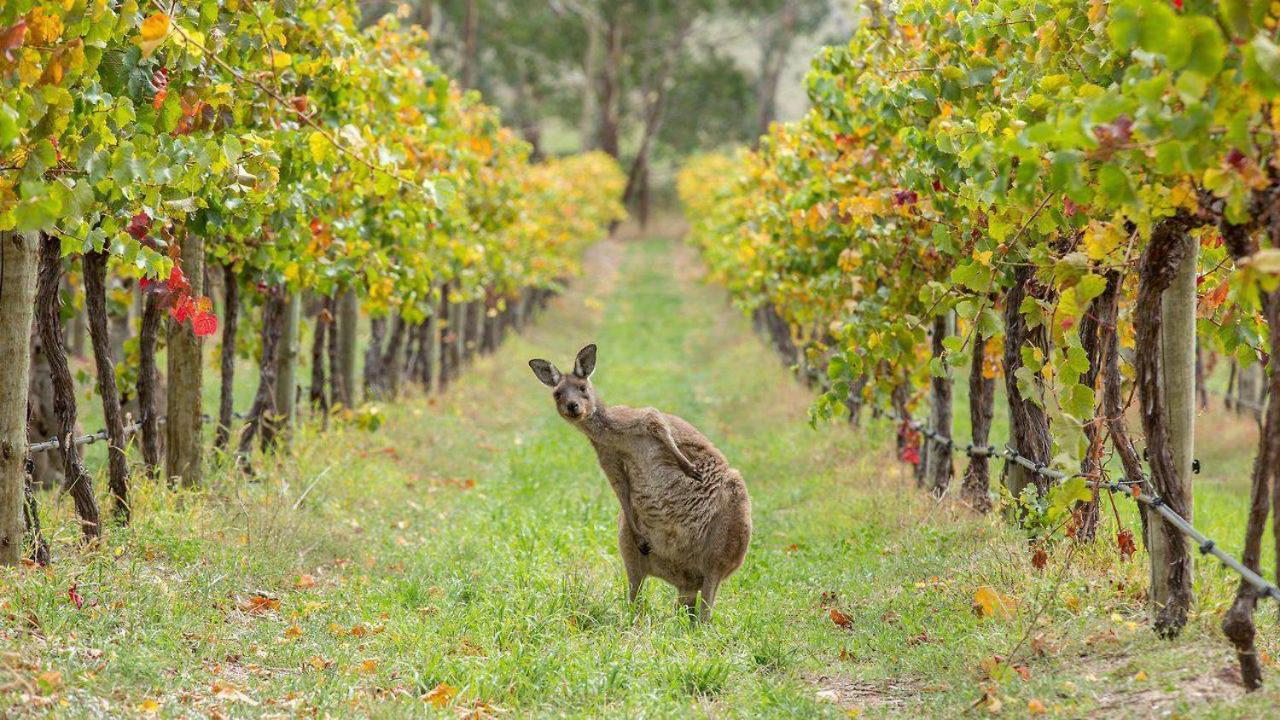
[4,235,1278,718]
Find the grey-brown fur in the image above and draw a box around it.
[529,344,751,620]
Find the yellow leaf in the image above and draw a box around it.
[283,625,302,640]
[1027,699,1047,714]
[973,586,1019,619]
[267,51,292,69]
[308,131,330,164]
[424,682,457,707]
[307,655,331,671]
[1133,670,1148,682]
[139,13,169,57]
[360,659,378,673]
[138,699,160,714]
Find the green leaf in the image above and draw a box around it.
[1074,273,1108,306]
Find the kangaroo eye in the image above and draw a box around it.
[553,391,562,400]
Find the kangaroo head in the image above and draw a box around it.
[529,344,598,422]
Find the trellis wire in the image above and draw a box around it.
[895,414,1280,602]
[27,412,252,454]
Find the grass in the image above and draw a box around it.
[4,234,1279,718]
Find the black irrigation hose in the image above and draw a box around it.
[891,412,1280,603]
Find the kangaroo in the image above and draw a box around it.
[528,344,751,620]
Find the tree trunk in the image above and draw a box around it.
[961,333,995,513]
[27,325,62,491]
[1226,360,1238,412]
[1074,275,1115,542]
[165,236,205,488]
[215,264,239,451]
[382,314,407,399]
[270,291,301,444]
[327,294,343,408]
[35,234,100,540]
[364,316,387,400]
[461,0,479,89]
[83,250,130,521]
[1218,190,1279,689]
[596,12,622,159]
[451,294,465,374]
[239,292,286,455]
[926,313,954,495]
[1097,271,1149,545]
[336,289,359,408]
[311,296,331,416]
[754,0,797,142]
[23,468,49,565]
[137,289,163,474]
[424,308,439,392]
[1134,215,1197,637]
[439,291,454,389]
[1,231,39,564]
[1002,266,1053,502]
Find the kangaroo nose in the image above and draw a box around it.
[566,401,581,415]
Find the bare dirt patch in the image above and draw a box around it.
[802,671,930,713]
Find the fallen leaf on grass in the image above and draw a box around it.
[906,631,931,646]
[283,625,302,640]
[829,608,853,629]
[423,682,457,707]
[68,584,84,609]
[1027,698,1047,714]
[138,699,159,713]
[972,586,1018,619]
[294,574,316,589]
[360,659,378,673]
[36,670,61,694]
[238,594,280,615]
[306,656,333,671]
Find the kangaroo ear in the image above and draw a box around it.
[574,343,597,378]
[528,359,562,387]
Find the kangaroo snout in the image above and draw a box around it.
[565,400,583,418]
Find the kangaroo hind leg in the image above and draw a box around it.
[697,575,722,622]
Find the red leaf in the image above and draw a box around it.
[0,21,26,62]
[126,212,152,241]
[192,311,218,337]
[170,295,195,323]
[68,584,84,610]
[1116,529,1137,562]
[167,266,189,293]
[1031,547,1048,570]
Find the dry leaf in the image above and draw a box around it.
[360,659,378,673]
[238,594,280,615]
[294,574,316,589]
[307,655,332,671]
[423,682,457,707]
[283,625,302,640]
[972,586,1018,619]
[138,699,160,713]
[829,608,853,629]
[1030,547,1048,570]
[1027,698,1047,714]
